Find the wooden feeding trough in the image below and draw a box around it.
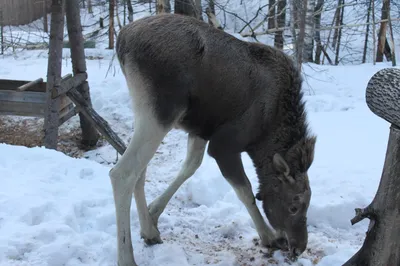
[0,76,76,125]
[0,0,127,155]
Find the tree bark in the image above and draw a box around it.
[362,0,372,64]
[302,0,315,62]
[109,0,115,49]
[88,0,93,13]
[332,0,341,49]
[343,67,400,266]
[334,0,344,65]
[156,0,171,14]
[206,7,222,29]
[175,0,198,18]
[65,0,99,147]
[126,0,133,22]
[274,0,286,49]
[365,68,400,127]
[388,14,396,66]
[268,0,276,29]
[291,0,306,70]
[376,0,390,62]
[43,1,48,33]
[313,0,324,64]
[44,0,64,150]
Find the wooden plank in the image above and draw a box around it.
[67,88,126,155]
[52,73,87,98]
[59,105,77,126]
[17,78,44,91]
[0,101,45,117]
[59,102,75,118]
[0,90,46,103]
[0,79,46,92]
[59,95,73,110]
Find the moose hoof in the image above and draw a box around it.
[140,226,163,246]
[142,234,163,246]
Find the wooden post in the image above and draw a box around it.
[44,0,65,150]
[65,0,99,147]
[343,68,400,266]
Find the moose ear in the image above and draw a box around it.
[273,153,290,176]
[273,153,295,184]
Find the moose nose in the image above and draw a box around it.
[289,239,306,257]
[291,247,302,257]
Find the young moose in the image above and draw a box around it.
[110,13,316,266]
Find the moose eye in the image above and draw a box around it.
[289,206,298,214]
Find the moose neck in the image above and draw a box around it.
[247,76,310,184]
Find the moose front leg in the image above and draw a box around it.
[208,146,278,246]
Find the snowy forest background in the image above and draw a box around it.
[0,0,397,68]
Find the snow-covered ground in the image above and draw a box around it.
[0,47,395,266]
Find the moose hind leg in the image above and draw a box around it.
[148,134,207,225]
[109,112,170,266]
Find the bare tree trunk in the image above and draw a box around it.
[1,11,3,55]
[302,0,315,62]
[268,0,276,29]
[175,0,198,18]
[207,0,219,27]
[388,14,396,66]
[209,0,215,14]
[82,0,85,8]
[376,0,390,62]
[126,0,133,22]
[43,1,48,33]
[88,0,93,13]
[156,0,171,14]
[334,0,344,65]
[372,0,376,65]
[274,0,286,49]
[332,0,341,49]
[44,0,64,149]
[362,0,372,64]
[116,0,122,30]
[109,0,115,49]
[206,7,222,29]
[344,68,400,266]
[291,0,306,70]
[195,0,202,20]
[314,0,324,64]
[65,0,99,147]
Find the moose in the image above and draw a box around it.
[109,13,317,266]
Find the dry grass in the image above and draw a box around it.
[0,115,105,158]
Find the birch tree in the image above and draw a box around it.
[156,0,171,14]
[274,0,286,49]
[376,0,391,62]
[314,0,324,64]
[302,0,315,62]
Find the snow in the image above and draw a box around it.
[0,3,398,265]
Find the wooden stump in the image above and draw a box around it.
[343,68,400,265]
[43,0,65,150]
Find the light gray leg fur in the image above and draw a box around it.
[148,134,207,225]
[227,179,277,246]
[109,112,170,266]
